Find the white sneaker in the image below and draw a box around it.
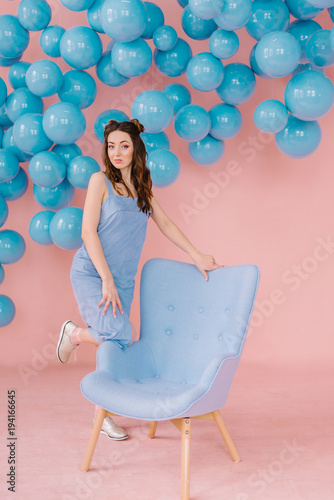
[57,320,78,363]
[94,416,128,440]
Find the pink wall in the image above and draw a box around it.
[1,1,334,373]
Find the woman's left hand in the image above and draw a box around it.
[191,252,223,280]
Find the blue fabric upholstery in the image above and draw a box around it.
[81,258,259,420]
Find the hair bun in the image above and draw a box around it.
[131,118,145,134]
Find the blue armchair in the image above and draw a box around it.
[80,258,259,499]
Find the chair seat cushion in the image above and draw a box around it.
[81,371,208,420]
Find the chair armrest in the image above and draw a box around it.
[198,353,240,389]
[179,353,241,417]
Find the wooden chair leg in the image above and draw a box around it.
[213,410,241,463]
[148,421,158,439]
[181,418,191,500]
[81,407,107,471]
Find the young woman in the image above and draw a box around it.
[57,119,221,440]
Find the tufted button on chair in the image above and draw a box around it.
[80,258,260,499]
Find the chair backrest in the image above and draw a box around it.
[139,259,259,384]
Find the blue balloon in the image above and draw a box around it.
[0,229,25,264]
[154,38,192,77]
[287,20,322,63]
[186,52,224,92]
[0,195,8,227]
[0,54,22,68]
[0,167,28,201]
[106,40,117,52]
[189,134,224,166]
[209,28,239,59]
[305,29,334,67]
[40,25,66,57]
[292,62,325,75]
[0,149,19,182]
[0,295,15,327]
[188,0,224,19]
[0,104,12,128]
[94,109,129,143]
[96,51,129,87]
[101,0,148,41]
[331,26,334,51]
[285,71,334,120]
[182,5,217,39]
[49,206,83,250]
[153,25,178,51]
[2,126,32,162]
[58,70,97,109]
[254,99,288,133]
[214,0,252,31]
[7,62,30,89]
[307,0,334,6]
[29,210,55,245]
[249,44,273,79]
[28,151,66,188]
[209,103,242,140]
[60,26,103,70]
[162,83,192,114]
[112,38,152,78]
[52,143,82,165]
[141,131,170,152]
[25,60,63,97]
[13,113,53,154]
[0,119,6,136]
[60,0,95,10]
[87,0,105,33]
[216,63,256,105]
[132,90,174,133]
[0,77,6,107]
[147,149,180,187]
[17,0,51,31]
[67,155,100,189]
[0,264,4,284]
[43,102,86,145]
[246,0,290,41]
[284,0,323,19]
[174,104,211,141]
[0,15,29,59]
[5,88,44,123]
[255,31,301,78]
[33,178,75,209]
[178,0,189,6]
[275,115,321,158]
[330,6,334,22]
[142,2,165,39]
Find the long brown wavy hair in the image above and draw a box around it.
[102,119,153,214]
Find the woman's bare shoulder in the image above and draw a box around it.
[88,171,107,189]
[90,170,105,183]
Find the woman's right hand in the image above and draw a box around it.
[98,276,123,318]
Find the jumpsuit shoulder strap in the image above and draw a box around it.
[102,172,115,197]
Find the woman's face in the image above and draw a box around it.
[107,131,134,173]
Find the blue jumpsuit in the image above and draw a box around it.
[70,173,150,348]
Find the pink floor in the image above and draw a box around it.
[1,359,333,500]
